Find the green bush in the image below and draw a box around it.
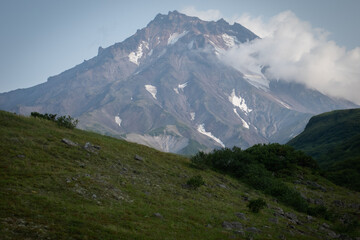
[190,144,315,214]
[30,112,78,129]
[307,205,332,220]
[186,175,205,190]
[247,198,267,213]
[56,115,79,129]
[190,151,209,169]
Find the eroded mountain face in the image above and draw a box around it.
[0,11,357,153]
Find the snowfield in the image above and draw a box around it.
[115,116,122,127]
[197,124,225,148]
[229,89,252,115]
[233,108,249,129]
[168,31,188,45]
[128,41,149,65]
[145,85,157,99]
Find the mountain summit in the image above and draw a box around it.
[0,11,357,153]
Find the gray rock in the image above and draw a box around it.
[275,207,284,216]
[246,227,260,233]
[285,212,297,221]
[134,155,144,161]
[218,184,227,189]
[348,202,360,210]
[305,181,327,192]
[322,222,330,229]
[153,213,163,218]
[279,234,286,240]
[269,217,279,224]
[308,198,324,205]
[306,215,313,221]
[222,221,243,230]
[16,154,25,158]
[327,230,339,238]
[234,230,245,237]
[333,200,346,208]
[235,212,247,220]
[61,138,78,147]
[84,142,100,152]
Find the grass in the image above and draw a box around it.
[1,110,359,239]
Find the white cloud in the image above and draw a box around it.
[226,11,360,104]
[180,7,360,104]
[180,6,222,22]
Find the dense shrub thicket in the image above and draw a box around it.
[31,112,78,129]
[186,175,205,190]
[247,198,267,213]
[191,144,323,215]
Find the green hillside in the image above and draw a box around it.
[1,110,359,239]
[288,108,360,191]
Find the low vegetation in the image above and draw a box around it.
[288,108,360,191]
[186,175,205,190]
[247,198,266,213]
[1,110,359,239]
[31,112,78,129]
[191,144,319,214]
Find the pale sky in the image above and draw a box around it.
[1,0,359,99]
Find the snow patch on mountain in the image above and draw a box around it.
[168,31,188,45]
[178,82,188,90]
[115,116,122,127]
[233,108,249,129]
[221,34,237,47]
[188,40,194,50]
[197,124,225,148]
[229,89,252,115]
[145,85,157,99]
[208,40,223,56]
[126,133,189,153]
[128,41,149,65]
[243,73,269,91]
[174,82,188,94]
[190,112,195,121]
[275,98,292,109]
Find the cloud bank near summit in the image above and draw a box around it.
[181,7,360,104]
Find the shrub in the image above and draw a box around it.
[186,175,205,190]
[31,112,57,121]
[307,205,332,220]
[190,151,209,169]
[247,198,267,213]
[190,144,314,214]
[56,115,78,129]
[30,112,78,129]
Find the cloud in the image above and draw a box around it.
[180,7,360,104]
[224,11,360,104]
[180,6,222,22]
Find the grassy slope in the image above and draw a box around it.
[1,111,359,239]
[287,108,360,191]
[287,108,360,167]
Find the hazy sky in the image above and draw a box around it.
[1,0,359,102]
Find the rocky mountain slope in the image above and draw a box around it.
[0,11,357,154]
[1,110,359,239]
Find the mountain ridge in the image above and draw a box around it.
[0,11,357,153]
